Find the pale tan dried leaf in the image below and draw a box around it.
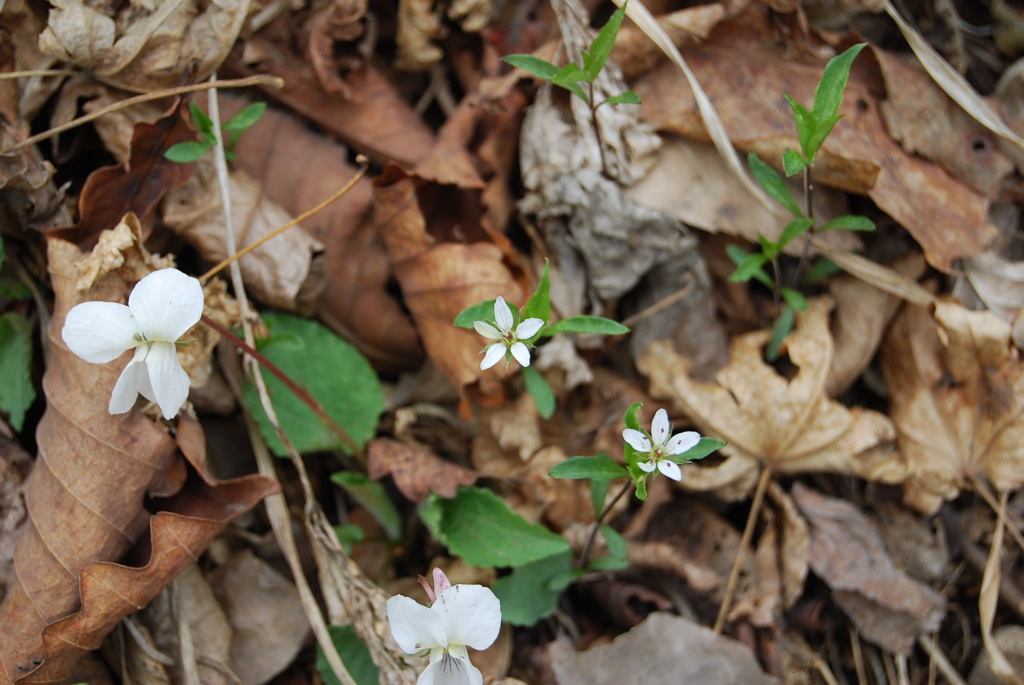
[965,251,1024,324]
[394,0,443,71]
[792,484,946,655]
[810,238,936,307]
[882,299,1024,511]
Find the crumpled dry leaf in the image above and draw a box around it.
[394,0,492,71]
[964,251,1024,325]
[210,550,309,685]
[548,612,779,685]
[0,437,31,600]
[883,298,1024,512]
[38,0,251,92]
[792,484,946,654]
[639,298,904,500]
[368,437,477,503]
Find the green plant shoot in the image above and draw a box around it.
[165,101,267,163]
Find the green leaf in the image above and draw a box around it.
[522,261,551,327]
[0,278,31,300]
[801,257,841,284]
[632,468,648,501]
[782,149,809,177]
[503,53,560,80]
[781,287,809,312]
[549,454,628,480]
[555,81,590,103]
[748,152,802,218]
[222,102,267,132]
[600,524,627,559]
[0,312,35,432]
[819,214,875,232]
[333,523,365,556]
[584,3,627,79]
[587,556,631,571]
[242,313,384,456]
[330,472,401,539]
[419,486,570,567]
[728,252,770,283]
[541,316,629,336]
[602,91,641,106]
[777,218,815,252]
[317,625,380,685]
[492,550,573,626]
[812,43,867,130]
[454,300,497,329]
[673,436,727,463]
[163,141,211,163]
[591,478,609,518]
[522,366,555,419]
[551,62,590,85]
[766,306,795,362]
[189,101,215,138]
[785,95,816,160]
[727,244,772,287]
[623,402,643,432]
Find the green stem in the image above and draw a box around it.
[792,167,815,289]
[577,479,632,569]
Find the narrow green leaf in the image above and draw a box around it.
[492,551,573,626]
[522,366,556,419]
[748,152,803,218]
[331,471,401,539]
[454,300,497,329]
[766,306,796,362]
[554,82,590,103]
[0,312,35,432]
[725,243,749,266]
[602,91,641,106]
[222,102,267,131]
[813,43,867,125]
[672,436,727,463]
[805,115,840,161]
[163,141,211,163]
[242,313,384,456]
[785,95,816,159]
[585,3,628,78]
[189,101,215,136]
[591,478,609,518]
[523,261,551,326]
[549,454,628,480]
[728,252,770,283]
[631,464,648,501]
[332,523,365,556]
[758,233,781,261]
[587,556,631,571]
[801,257,841,284]
[420,486,570,567]
[551,62,590,85]
[782,149,808,177]
[541,316,629,336]
[781,287,809,312]
[317,625,380,685]
[503,53,560,80]
[819,214,875,232]
[600,525,627,559]
[778,218,815,252]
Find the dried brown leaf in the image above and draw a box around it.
[792,484,946,654]
[367,438,477,503]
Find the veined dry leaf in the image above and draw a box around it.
[38,0,251,92]
[0,238,276,683]
[371,163,528,393]
[792,484,946,654]
[882,298,1024,512]
[639,298,904,500]
[368,438,477,503]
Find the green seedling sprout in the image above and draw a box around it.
[165,101,267,163]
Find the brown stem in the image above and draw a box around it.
[577,479,633,569]
[792,167,815,289]
[589,83,609,176]
[201,314,365,463]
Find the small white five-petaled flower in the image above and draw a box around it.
[387,568,501,685]
[474,296,544,370]
[62,268,204,420]
[622,408,700,482]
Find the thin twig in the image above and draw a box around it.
[0,69,79,80]
[1,74,283,153]
[199,155,369,283]
[917,633,969,685]
[619,275,694,329]
[714,465,773,634]
[577,479,632,568]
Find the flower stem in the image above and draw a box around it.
[201,314,365,463]
[577,479,633,569]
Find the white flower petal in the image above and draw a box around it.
[622,429,651,453]
[493,297,513,333]
[514,318,544,340]
[474,321,502,340]
[387,595,447,654]
[108,348,149,415]
[62,301,141,363]
[665,431,701,456]
[435,585,501,651]
[480,344,506,370]
[509,341,531,367]
[128,268,204,341]
[145,341,190,419]
[419,652,480,685]
[658,459,682,481]
[650,409,671,446]
[636,459,657,473]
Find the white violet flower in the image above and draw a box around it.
[622,408,700,482]
[62,268,204,420]
[474,296,544,370]
[387,568,501,685]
